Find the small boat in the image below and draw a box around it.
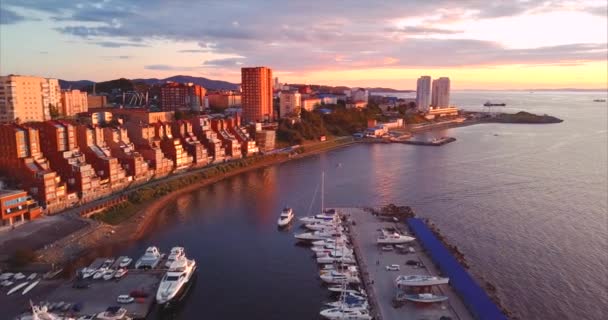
[114,268,128,279]
[43,268,63,279]
[117,294,135,304]
[403,293,448,303]
[326,292,368,308]
[156,255,197,305]
[165,247,185,268]
[277,207,295,227]
[103,269,117,280]
[299,211,340,224]
[295,230,343,242]
[101,258,115,269]
[305,222,343,232]
[26,273,38,280]
[22,279,41,295]
[1,280,14,287]
[320,307,372,319]
[61,303,73,312]
[118,256,133,268]
[0,272,14,281]
[316,248,353,258]
[483,101,506,106]
[377,233,415,244]
[311,244,351,253]
[15,302,75,320]
[135,246,163,269]
[593,99,606,102]
[394,275,450,287]
[327,286,366,296]
[320,270,361,284]
[13,272,26,280]
[312,237,349,247]
[317,254,357,265]
[7,281,29,295]
[81,268,96,279]
[93,268,107,280]
[96,306,130,320]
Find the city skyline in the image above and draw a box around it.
[1,1,607,89]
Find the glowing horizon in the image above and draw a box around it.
[1,1,606,89]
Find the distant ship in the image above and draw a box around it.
[483,101,506,106]
[593,99,606,102]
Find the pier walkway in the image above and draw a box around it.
[344,207,473,320]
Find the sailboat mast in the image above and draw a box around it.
[321,171,325,213]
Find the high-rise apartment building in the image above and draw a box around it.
[160,82,207,112]
[431,77,450,108]
[416,76,431,112]
[0,75,45,123]
[42,78,61,119]
[279,91,301,118]
[61,89,88,116]
[241,67,273,123]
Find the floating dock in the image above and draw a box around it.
[343,207,474,320]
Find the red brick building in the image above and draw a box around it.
[241,67,274,123]
[160,82,206,112]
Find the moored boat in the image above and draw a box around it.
[7,281,29,295]
[114,268,128,279]
[103,269,117,280]
[402,292,449,303]
[377,233,415,244]
[21,279,40,295]
[277,207,295,227]
[165,247,185,268]
[156,255,197,305]
[118,256,133,268]
[135,246,163,269]
[394,274,450,287]
[320,307,372,320]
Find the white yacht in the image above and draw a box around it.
[326,292,368,309]
[299,212,339,224]
[92,268,107,280]
[17,302,75,320]
[377,233,415,244]
[320,270,361,284]
[277,207,294,227]
[311,243,351,253]
[165,247,185,268]
[317,254,356,265]
[305,222,342,231]
[118,256,133,268]
[0,272,14,281]
[114,268,128,279]
[312,237,349,247]
[156,255,197,305]
[320,307,372,320]
[102,269,116,280]
[295,230,343,241]
[81,268,96,279]
[135,246,163,269]
[401,293,449,303]
[316,248,353,258]
[327,286,366,296]
[394,275,449,287]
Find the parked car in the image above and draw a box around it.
[385,264,400,271]
[117,294,135,304]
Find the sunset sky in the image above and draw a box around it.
[1,0,607,89]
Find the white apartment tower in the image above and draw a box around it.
[279,91,302,118]
[431,77,450,108]
[416,76,431,112]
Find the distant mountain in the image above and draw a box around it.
[367,87,414,93]
[58,79,95,90]
[132,75,239,90]
[59,75,239,92]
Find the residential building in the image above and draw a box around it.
[41,78,61,120]
[241,67,273,123]
[190,116,226,162]
[255,129,276,152]
[32,121,107,204]
[317,93,338,105]
[210,117,242,159]
[112,108,174,124]
[1,189,42,227]
[61,89,88,116]
[351,88,369,103]
[279,91,301,118]
[76,125,129,191]
[431,77,450,108]
[123,123,174,177]
[160,82,207,112]
[154,121,193,170]
[302,97,321,112]
[171,120,210,166]
[346,101,367,109]
[207,91,241,109]
[102,126,150,182]
[0,75,46,123]
[416,76,431,112]
[87,95,108,108]
[426,107,459,119]
[0,123,67,212]
[224,116,259,156]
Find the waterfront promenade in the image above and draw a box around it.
[344,207,473,320]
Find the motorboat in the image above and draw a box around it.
[22,279,40,295]
[7,281,29,295]
[327,286,366,296]
[103,269,117,280]
[81,268,96,279]
[118,256,133,268]
[13,272,26,280]
[402,293,449,303]
[0,272,14,281]
[316,248,353,258]
[1,280,14,287]
[320,270,361,284]
[135,246,163,269]
[321,264,358,273]
[394,275,449,287]
[312,237,349,247]
[305,222,343,231]
[101,259,115,269]
[326,292,368,308]
[26,273,37,280]
[311,243,351,253]
[377,233,415,244]
[320,307,372,320]
[117,295,135,304]
[114,268,128,279]
[165,247,185,268]
[299,212,339,224]
[96,306,131,320]
[92,268,107,280]
[156,255,197,305]
[295,230,343,241]
[277,207,295,227]
[16,302,76,320]
[317,254,356,265]
[42,269,63,280]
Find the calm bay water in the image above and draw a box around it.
[118,91,606,320]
